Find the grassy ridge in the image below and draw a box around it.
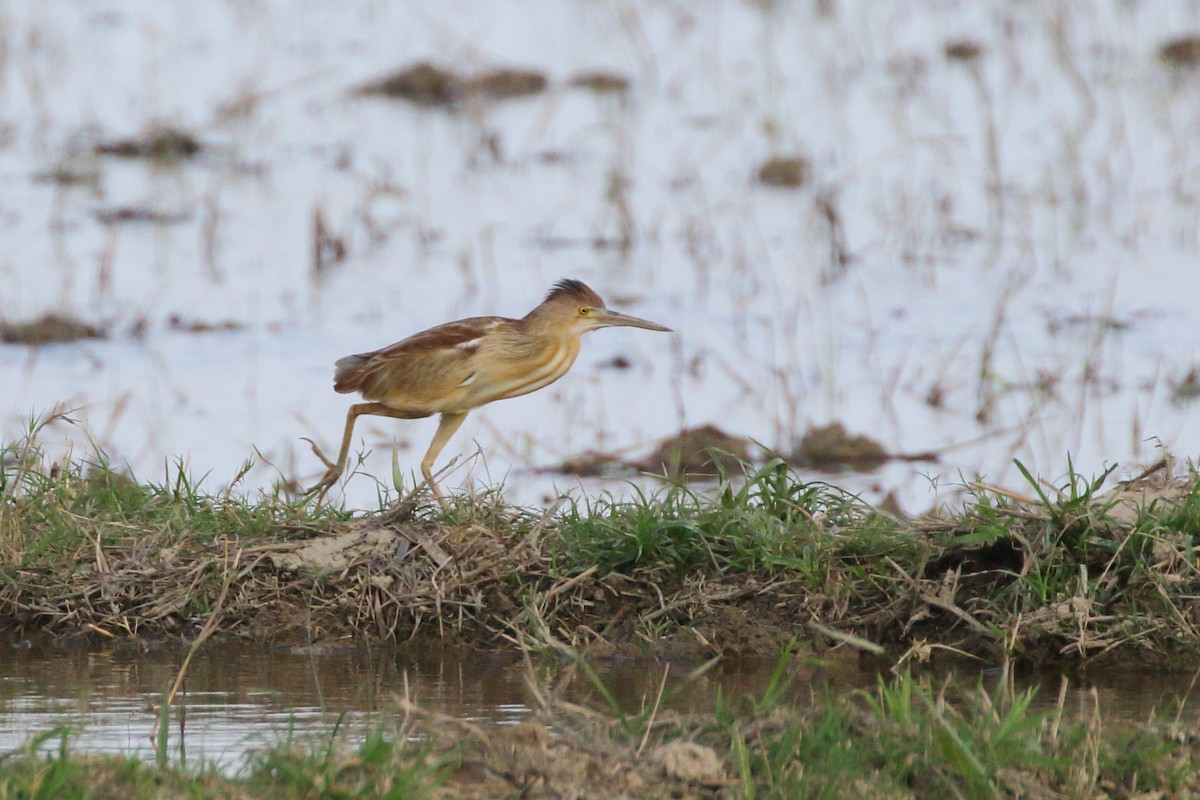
[2,417,1200,665]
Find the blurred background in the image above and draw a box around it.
[2,0,1199,511]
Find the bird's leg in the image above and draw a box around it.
[306,403,417,496]
[420,411,469,508]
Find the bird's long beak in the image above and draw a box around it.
[596,309,672,332]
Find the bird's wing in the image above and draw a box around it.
[334,317,512,412]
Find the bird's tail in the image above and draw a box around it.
[333,354,371,393]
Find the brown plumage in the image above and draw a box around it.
[306,279,670,505]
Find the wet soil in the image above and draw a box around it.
[1161,35,1200,68]
[94,127,204,161]
[357,62,548,107]
[789,422,938,471]
[569,71,632,94]
[0,314,107,345]
[547,422,939,480]
[756,156,809,188]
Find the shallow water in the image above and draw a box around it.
[0,638,1196,771]
[0,639,835,770]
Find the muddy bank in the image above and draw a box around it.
[2,453,1198,672]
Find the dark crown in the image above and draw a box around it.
[545,278,604,307]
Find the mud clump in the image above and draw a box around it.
[550,450,628,478]
[465,68,548,99]
[791,422,888,471]
[95,127,203,161]
[636,425,753,478]
[944,39,984,62]
[693,606,793,659]
[650,740,724,785]
[546,425,753,479]
[0,314,106,345]
[1160,35,1200,68]
[422,706,729,798]
[569,71,631,94]
[167,314,244,334]
[358,62,548,107]
[756,155,809,188]
[358,62,460,105]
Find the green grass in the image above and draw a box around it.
[0,418,353,570]
[555,460,912,580]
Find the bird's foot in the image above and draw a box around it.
[300,438,344,499]
[301,437,337,470]
[304,468,343,498]
[420,467,450,511]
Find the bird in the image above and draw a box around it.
[306,279,672,504]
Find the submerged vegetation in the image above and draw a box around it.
[2,415,1200,671]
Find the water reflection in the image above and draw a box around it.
[0,639,539,770]
[0,637,1195,771]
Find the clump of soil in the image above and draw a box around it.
[358,62,548,106]
[167,314,243,333]
[550,450,629,478]
[1160,35,1200,68]
[94,127,204,161]
[596,354,633,370]
[465,68,548,99]
[0,314,106,345]
[569,71,631,94]
[790,423,888,471]
[547,425,756,479]
[635,425,753,478]
[408,701,729,799]
[358,62,460,105]
[944,39,984,62]
[789,424,938,473]
[756,156,809,188]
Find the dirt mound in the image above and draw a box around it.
[358,62,548,107]
[0,314,106,345]
[790,422,937,471]
[634,425,754,478]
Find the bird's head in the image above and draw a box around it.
[534,278,672,336]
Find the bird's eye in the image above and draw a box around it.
[578,306,592,316]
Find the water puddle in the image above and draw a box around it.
[1,638,1196,771]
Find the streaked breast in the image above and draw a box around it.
[469,337,581,406]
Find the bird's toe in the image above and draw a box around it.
[301,437,337,470]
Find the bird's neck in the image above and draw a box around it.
[519,310,572,340]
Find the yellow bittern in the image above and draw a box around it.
[307,279,671,503]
